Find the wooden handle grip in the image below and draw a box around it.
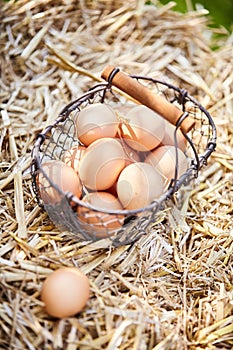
[101,65,195,133]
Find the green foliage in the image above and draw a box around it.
[158,0,233,31]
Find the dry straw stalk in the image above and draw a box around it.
[0,0,233,349]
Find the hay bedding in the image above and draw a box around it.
[0,0,233,349]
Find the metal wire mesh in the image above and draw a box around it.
[31,71,217,246]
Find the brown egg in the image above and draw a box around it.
[162,120,187,151]
[117,162,165,210]
[120,138,141,166]
[63,144,86,172]
[38,160,82,205]
[78,138,125,191]
[41,267,90,318]
[77,192,124,238]
[118,105,165,151]
[76,103,118,146]
[145,145,188,185]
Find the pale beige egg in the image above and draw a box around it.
[117,162,165,210]
[41,267,90,318]
[63,144,86,172]
[78,137,125,191]
[118,105,165,151]
[77,191,124,238]
[162,120,187,151]
[38,160,82,205]
[76,103,118,146]
[145,145,188,185]
[120,138,141,166]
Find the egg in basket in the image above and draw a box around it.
[31,66,217,245]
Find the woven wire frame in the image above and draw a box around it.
[31,75,217,246]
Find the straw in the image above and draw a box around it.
[1,0,232,349]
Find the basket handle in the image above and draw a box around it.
[101,65,195,133]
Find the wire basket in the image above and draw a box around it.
[31,66,217,246]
